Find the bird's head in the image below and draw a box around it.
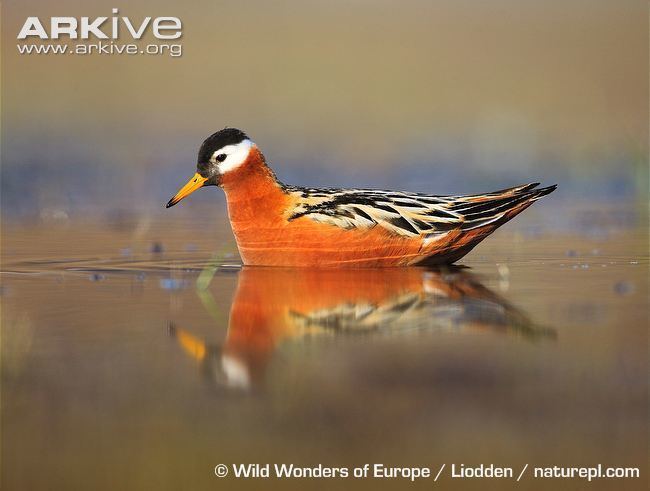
[166,128,255,208]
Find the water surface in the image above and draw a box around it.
[2,210,647,490]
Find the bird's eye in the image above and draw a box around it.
[216,153,227,162]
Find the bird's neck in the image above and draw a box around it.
[220,146,288,224]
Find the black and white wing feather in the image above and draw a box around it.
[284,183,556,237]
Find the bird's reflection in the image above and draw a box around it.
[169,267,554,391]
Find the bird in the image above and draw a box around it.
[166,128,556,267]
[169,267,554,390]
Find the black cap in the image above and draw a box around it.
[197,128,249,163]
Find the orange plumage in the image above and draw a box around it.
[167,128,556,267]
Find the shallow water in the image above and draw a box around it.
[1,209,648,490]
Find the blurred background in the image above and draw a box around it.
[2,2,648,490]
[2,0,648,222]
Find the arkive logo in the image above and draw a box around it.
[16,8,183,57]
[17,8,181,40]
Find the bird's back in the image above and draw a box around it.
[284,182,555,255]
[226,180,555,267]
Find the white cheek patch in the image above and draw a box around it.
[212,139,253,173]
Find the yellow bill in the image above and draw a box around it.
[166,173,208,208]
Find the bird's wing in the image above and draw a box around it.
[284,183,555,237]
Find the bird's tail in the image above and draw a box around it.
[417,183,557,265]
[454,182,557,231]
